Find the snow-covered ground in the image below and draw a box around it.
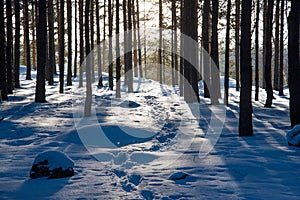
[0,66,299,199]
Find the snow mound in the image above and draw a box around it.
[30,150,75,179]
[287,125,300,147]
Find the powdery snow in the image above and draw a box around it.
[0,66,299,199]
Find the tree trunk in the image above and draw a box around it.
[158,0,163,84]
[132,0,138,77]
[116,0,121,98]
[239,0,253,137]
[31,1,37,70]
[225,0,231,106]
[126,0,133,92]
[179,0,184,97]
[278,0,284,96]
[288,0,300,127]
[273,0,280,91]
[202,0,210,98]
[74,0,78,78]
[59,0,65,93]
[14,0,21,88]
[79,0,84,87]
[96,0,103,87]
[90,0,95,83]
[47,0,55,85]
[264,0,274,108]
[136,0,143,78]
[0,0,7,100]
[108,0,114,90]
[85,0,92,117]
[183,0,199,103]
[67,0,72,86]
[6,0,13,94]
[24,0,32,80]
[35,0,47,103]
[235,0,240,91]
[255,0,260,101]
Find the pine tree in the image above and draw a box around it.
[67,0,72,86]
[59,0,65,93]
[0,0,7,100]
[14,0,21,88]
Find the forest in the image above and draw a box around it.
[0,0,300,199]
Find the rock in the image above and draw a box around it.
[30,150,75,179]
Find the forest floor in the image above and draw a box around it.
[0,66,300,199]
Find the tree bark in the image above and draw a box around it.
[79,0,84,87]
[224,0,231,106]
[96,0,103,87]
[14,0,21,88]
[35,0,47,103]
[0,0,7,100]
[47,0,55,85]
[24,0,32,80]
[6,0,13,94]
[116,0,121,98]
[108,0,114,90]
[255,0,260,101]
[235,0,240,91]
[67,0,72,86]
[239,0,253,136]
[59,0,65,93]
[85,0,92,117]
[202,0,210,98]
[278,0,284,96]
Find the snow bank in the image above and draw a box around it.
[286,125,300,147]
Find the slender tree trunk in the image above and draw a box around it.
[32,1,37,70]
[6,0,13,94]
[136,0,143,78]
[85,0,92,117]
[126,0,133,92]
[108,0,113,90]
[179,0,184,96]
[47,0,55,85]
[255,0,260,101]
[102,0,106,76]
[74,0,78,78]
[96,0,103,87]
[239,0,253,136]
[273,0,280,91]
[211,0,220,104]
[79,0,84,87]
[132,0,138,77]
[24,0,31,80]
[171,0,178,86]
[59,0,65,93]
[202,0,210,98]
[14,0,21,88]
[123,0,128,84]
[278,0,284,96]
[0,0,7,100]
[224,0,231,106]
[235,0,240,91]
[67,0,72,86]
[116,0,121,98]
[262,0,268,89]
[288,0,300,127]
[264,0,274,108]
[35,0,47,103]
[90,0,95,83]
[158,0,163,84]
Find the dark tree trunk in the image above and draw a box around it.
[132,0,138,77]
[235,0,240,91]
[24,0,32,80]
[202,0,210,98]
[0,0,7,100]
[123,0,128,84]
[90,0,95,83]
[79,0,84,87]
[158,0,163,84]
[278,0,284,96]
[288,0,300,128]
[35,0,47,103]
[172,0,178,86]
[116,0,121,98]
[225,0,231,106]
[6,0,13,94]
[179,0,184,96]
[85,0,92,117]
[255,0,260,101]
[14,0,21,88]
[96,0,103,87]
[47,0,55,85]
[74,0,78,78]
[108,0,113,90]
[67,0,72,86]
[264,0,274,108]
[59,0,65,93]
[126,0,133,92]
[239,0,253,137]
[183,0,199,103]
[262,0,267,89]
[136,0,143,78]
[273,0,280,91]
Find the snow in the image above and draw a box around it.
[0,66,300,199]
[287,125,300,146]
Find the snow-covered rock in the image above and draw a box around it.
[286,125,300,147]
[30,150,75,179]
[168,172,188,181]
